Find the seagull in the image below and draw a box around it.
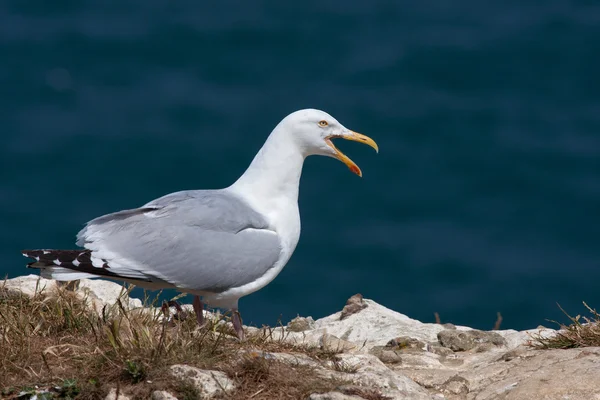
[22,109,378,339]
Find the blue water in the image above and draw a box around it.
[1,0,599,330]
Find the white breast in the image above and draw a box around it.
[207,193,301,307]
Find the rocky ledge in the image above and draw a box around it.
[3,275,600,400]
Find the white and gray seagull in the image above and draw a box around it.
[22,109,378,339]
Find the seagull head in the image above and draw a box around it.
[282,109,379,177]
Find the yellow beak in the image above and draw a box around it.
[325,131,379,177]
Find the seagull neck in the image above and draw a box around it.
[230,133,305,206]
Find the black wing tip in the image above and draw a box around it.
[22,250,41,260]
[21,249,90,268]
[22,249,51,261]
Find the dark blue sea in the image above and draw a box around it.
[1,0,599,330]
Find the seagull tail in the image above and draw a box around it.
[22,249,121,281]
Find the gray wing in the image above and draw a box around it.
[76,189,282,293]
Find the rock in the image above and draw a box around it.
[321,333,358,353]
[437,329,506,352]
[398,352,443,369]
[1,275,58,297]
[374,342,446,368]
[1,274,143,314]
[370,346,404,364]
[11,275,593,400]
[442,376,469,396]
[281,297,544,358]
[497,346,531,362]
[151,391,178,400]
[282,296,600,399]
[392,337,600,399]
[496,327,557,349]
[249,350,432,399]
[373,336,436,364]
[372,347,444,369]
[462,347,600,400]
[273,326,323,348]
[240,350,320,368]
[169,365,235,398]
[330,354,433,399]
[283,298,467,352]
[287,315,315,331]
[403,369,459,389]
[427,344,454,357]
[308,392,364,400]
[336,385,395,400]
[104,388,131,400]
[340,294,368,320]
[437,352,465,368]
[78,279,143,313]
[244,326,262,337]
[386,336,427,352]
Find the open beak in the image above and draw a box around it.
[325,131,379,177]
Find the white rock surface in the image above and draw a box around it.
[331,354,434,400]
[151,390,178,400]
[78,278,142,311]
[2,274,143,313]
[259,294,599,400]
[2,274,58,297]
[320,333,358,352]
[104,388,131,400]
[246,350,321,367]
[240,350,433,399]
[280,297,552,356]
[284,299,471,352]
[287,315,316,331]
[170,365,235,398]
[308,392,364,400]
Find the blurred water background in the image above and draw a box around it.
[1,0,599,330]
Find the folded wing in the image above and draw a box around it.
[56,189,282,293]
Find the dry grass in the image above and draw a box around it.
[530,302,600,349]
[0,278,351,399]
[222,356,344,399]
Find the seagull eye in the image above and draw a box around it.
[318,120,328,127]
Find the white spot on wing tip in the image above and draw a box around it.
[35,256,40,261]
[43,250,50,254]
[72,259,80,267]
[53,259,61,265]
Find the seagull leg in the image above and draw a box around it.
[231,308,245,340]
[192,295,205,326]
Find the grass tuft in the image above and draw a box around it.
[0,278,352,399]
[223,356,347,399]
[530,302,600,349]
